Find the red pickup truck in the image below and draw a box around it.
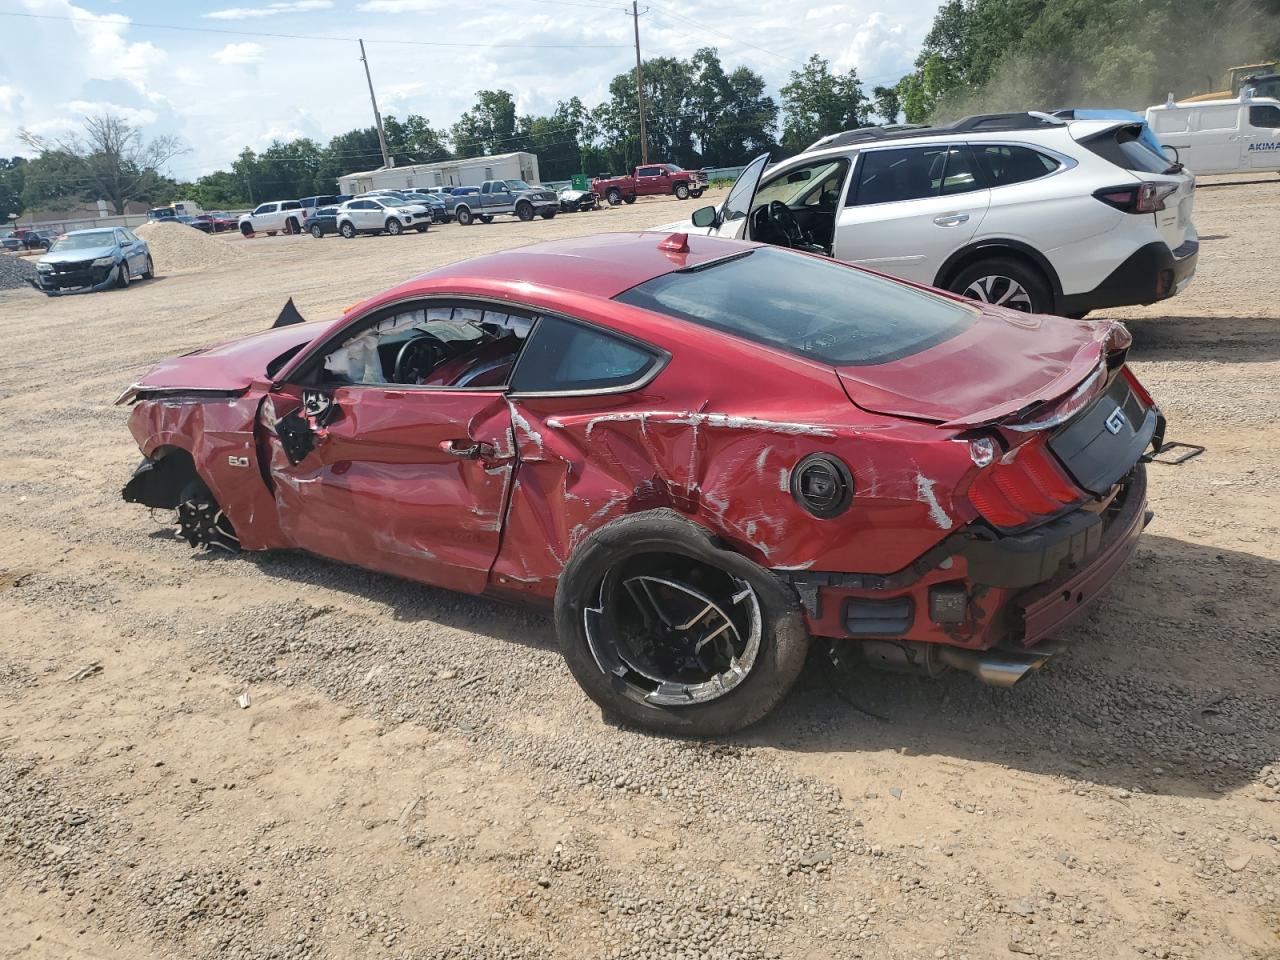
[593,164,708,205]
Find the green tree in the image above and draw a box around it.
[0,157,29,222]
[188,169,249,208]
[18,114,186,214]
[451,90,522,157]
[779,55,869,154]
[872,85,903,124]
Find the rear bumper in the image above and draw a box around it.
[785,464,1150,652]
[1059,238,1198,314]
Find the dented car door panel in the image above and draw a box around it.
[259,385,515,593]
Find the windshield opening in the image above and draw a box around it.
[505,179,534,191]
[50,231,117,252]
[616,248,976,366]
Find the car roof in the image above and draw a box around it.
[387,232,760,302]
[802,112,1096,154]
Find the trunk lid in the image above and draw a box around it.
[838,306,1117,428]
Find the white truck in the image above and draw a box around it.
[238,199,305,237]
[1146,93,1280,174]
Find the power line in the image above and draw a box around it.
[0,10,629,48]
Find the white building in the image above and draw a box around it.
[339,151,541,194]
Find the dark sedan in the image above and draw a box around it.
[304,206,340,238]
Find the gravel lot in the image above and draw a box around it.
[0,183,1278,960]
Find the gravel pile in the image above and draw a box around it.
[0,253,37,290]
[134,220,245,273]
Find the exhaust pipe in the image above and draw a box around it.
[936,646,1051,687]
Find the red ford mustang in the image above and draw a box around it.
[118,232,1162,735]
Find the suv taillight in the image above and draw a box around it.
[966,436,1084,530]
[1093,181,1178,214]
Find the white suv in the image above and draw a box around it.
[672,113,1198,316]
[335,197,427,238]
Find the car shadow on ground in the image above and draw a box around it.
[1123,314,1280,363]
[750,533,1280,800]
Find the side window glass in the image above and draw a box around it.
[1249,105,1280,128]
[321,304,532,388]
[1197,107,1238,131]
[511,316,659,393]
[972,145,1059,188]
[850,147,946,205]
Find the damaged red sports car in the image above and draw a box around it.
[118,232,1162,735]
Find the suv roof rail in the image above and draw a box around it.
[805,112,1070,152]
[946,111,1067,131]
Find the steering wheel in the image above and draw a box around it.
[393,333,447,384]
[768,201,811,248]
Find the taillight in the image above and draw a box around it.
[1093,181,1178,213]
[966,437,1084,530]
[1121,365,1154,407]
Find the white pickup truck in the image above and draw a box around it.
[238,200,305,237]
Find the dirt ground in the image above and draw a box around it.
[0,182,1278,960]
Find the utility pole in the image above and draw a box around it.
[629,1,649,164]
[359,39,393,169]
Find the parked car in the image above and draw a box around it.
[191,212,238,233]
[558,186,600,212]
[401,189,451,222]
[593,164,708,205]
[335,197,428,237]
[298,194,348,221]
[239,200,305,237]
[667,112,1198,317]
[32,226,153,296]
[304,205,340,238]
[1145,94,1280,175]
[117,231,1161,736]
[360,190,440,226]
[147,207,177,222]
[452,180,558,225]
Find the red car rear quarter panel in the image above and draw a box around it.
[491,295,979,600]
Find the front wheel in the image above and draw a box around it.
[516,201,535,221]
[606,188,622,206]
[339,221,357,239]
[456,207,474,226]
[239,223,253,237]
[674,183,690,200]
[555,510,809,736]
[116,261,130,289]
[949,257,1052,315]
[384,218,403,236]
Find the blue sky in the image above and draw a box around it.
[0,0,940,178]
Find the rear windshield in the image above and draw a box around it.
[1081,126,1175,174]
[615,248,976,366]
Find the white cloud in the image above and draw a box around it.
[65,100,159,126]
[204,1,333,19]
[833,11,919,88]
[212,42,266,65]
[0,86,18,112]
[357,0,443,12]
